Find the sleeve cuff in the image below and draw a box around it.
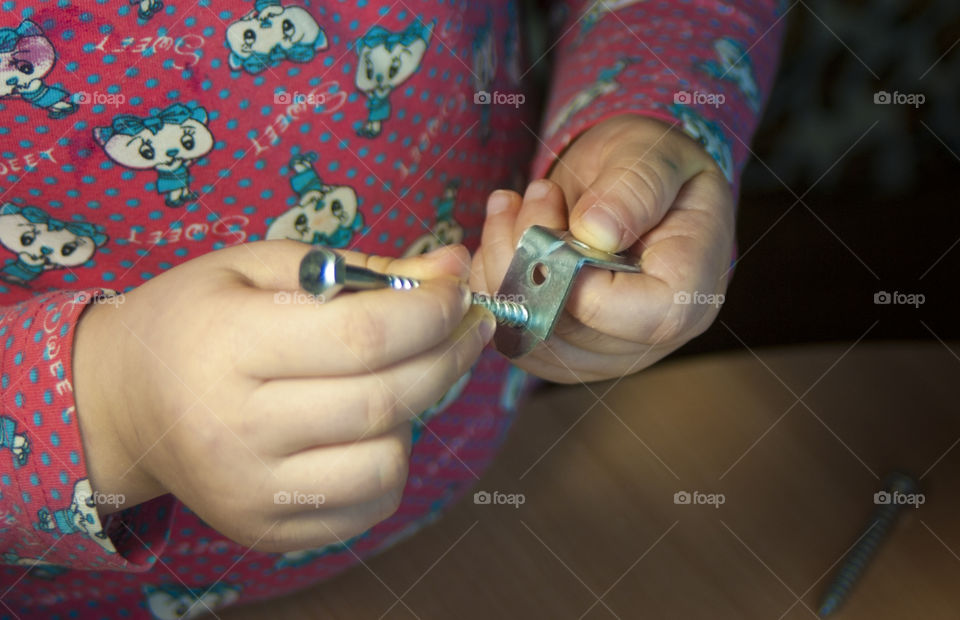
[0,289,173,571]
[531,0,787,202]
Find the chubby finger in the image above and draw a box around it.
[568,144,697,254]
[271,424,412,512]
[516,333,677,384]
[362,243,472,283]
[223,239,471,292]
[251,305,495,450]
[254,489,407,553]
[634,168,734,288]
[476,182,570,297]
[511,179,570,247]
[223,240,476,376]
[243,242,473,378]
[246,428,411,552]
[563,170,734,345]
[475,189,523,296]
[238,273,473,378]
[469,245,488,297]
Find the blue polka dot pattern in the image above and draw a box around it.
[0,0,780,616]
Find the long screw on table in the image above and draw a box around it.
[298,248,529,328]
[817,472,920,617]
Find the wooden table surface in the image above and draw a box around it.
[224,341,960,619]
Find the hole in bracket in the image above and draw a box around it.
[531,262,548,285]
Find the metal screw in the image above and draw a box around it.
[817,472,919,617]
[299,248,529,328]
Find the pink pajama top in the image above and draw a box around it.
[0,0,783,616]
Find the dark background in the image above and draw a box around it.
[680,0,960,356]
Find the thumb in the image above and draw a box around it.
[569,156,687,253]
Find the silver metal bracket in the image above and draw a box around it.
[493,226,643,359]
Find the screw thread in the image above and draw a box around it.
[818,472,918,617]
[384,275,420,291]
[472,293,529,328]
[821,509,896,606]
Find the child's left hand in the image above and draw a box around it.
[471,114,735,383]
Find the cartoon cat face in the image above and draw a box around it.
[0,32,56,97]
[266,185,359,242]
[0,212,99,267]
[144,584,240,620]
[226,5,323,65]
[98,118,213,170]
[356,36,429,97]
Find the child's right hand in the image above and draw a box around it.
[73,240,493,552]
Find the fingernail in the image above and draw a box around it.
[580,204,622,250]
[524,179,552,201]
[459,282,473,310]
[478,314,496,343]
[487,191,511,216]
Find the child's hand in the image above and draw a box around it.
[471,114,734,383]
[74,241,493,552]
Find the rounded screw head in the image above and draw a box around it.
[884,471,919,496]
[299,248,345,298]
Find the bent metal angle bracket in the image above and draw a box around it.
[493,225,643,359]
